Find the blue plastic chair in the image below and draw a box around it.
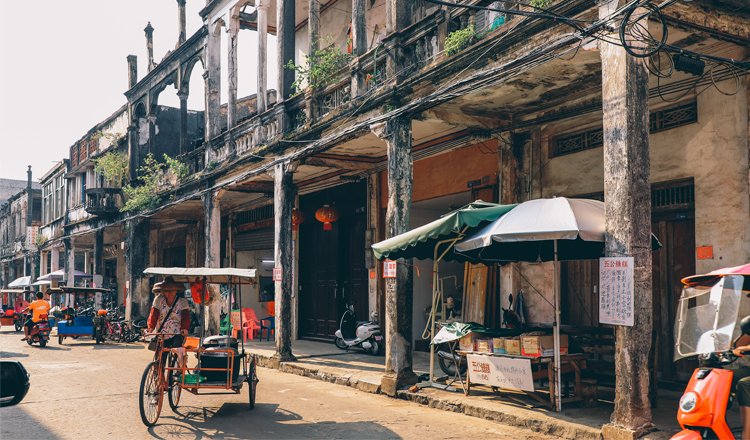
[260,317,275,341]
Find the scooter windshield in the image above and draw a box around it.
[674,275,747,360]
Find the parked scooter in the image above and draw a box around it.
[671,270,750,439]
[334,303,384,355]
[26,314,51,348]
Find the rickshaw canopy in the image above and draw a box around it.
[143,267,258,284]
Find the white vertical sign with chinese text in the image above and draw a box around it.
[599,257,634,326]
[383,261,397,278]
[466,354,535,391]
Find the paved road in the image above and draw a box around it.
[1,327,560,440]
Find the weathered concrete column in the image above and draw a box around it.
[305,0,320,124]
[227,13,239,130]
[64,239,76,289]
[372,116,417,396]
[147,114,157,157]
[84,251,92,276]
[257,0,270,114]
[127,55,138,89]
[177,0,186,46]
[186,222,198,268]
[27,253,37,285]
[145,22,155,72]
[350,0,366,98]
[126,218,151,320]
[51,246,60,272]
[367,173,381,317]
[385,0,410,83]
[273,162,297,363]
[203,191,222,335]
[178,91,188,155]
[127,124,139,181]
[204,20,222,144]
[277,0,295,100]
[599,2,654,438]
[93,229,104,287]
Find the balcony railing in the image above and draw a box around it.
[85,188,122,216]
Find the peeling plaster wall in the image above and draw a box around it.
[518,78,750,326]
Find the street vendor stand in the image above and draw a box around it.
[372,201,516,386]
[455,197,661,411]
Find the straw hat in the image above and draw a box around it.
[152,277,185,294]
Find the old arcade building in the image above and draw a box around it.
[37,0,750,436]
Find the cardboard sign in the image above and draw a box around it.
[467,354,534,392]
[599,257,634,326]
[272,267,282,281]
[383,261,397,278]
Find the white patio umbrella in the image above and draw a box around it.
[8,276,31,288]
[455,197,661,411]
[36,269,93,281]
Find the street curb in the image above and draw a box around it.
[251,351,605,440]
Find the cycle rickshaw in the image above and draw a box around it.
[138,267,259,426]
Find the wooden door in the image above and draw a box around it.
[341,214,369,322]
[653,218,696,382]
[300,220,340,340]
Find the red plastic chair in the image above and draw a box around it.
[237,308,261,342]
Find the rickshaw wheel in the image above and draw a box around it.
[167,354,181,410]
[139,362,163,426]
[58,335,64,345]
[249,356,257,410]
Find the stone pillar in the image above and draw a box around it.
[147,115,157,157]
[178,92,188,155]
[372,116,417,396]
[127,124,139,181]
[186,222,198,268]
[84,251,92,276]
[40,251,47,277]
[127,55,138,90]
[177,0,186,46]
[367,173,381,317]
[350,0,367,98]
[204,21,222,144]
[145,22,155,72]
[51,246,60,272]
[94,229,104,286]
[203,191,222,335]
[227,13,239,130]
[65,238,76,289]
[28,253,37,285]
[257,0,270,114]
[599,2,654,438]
[273,162,296,362]
[385,0,409,83]
[276,0,295,133]
[126,218,151,320]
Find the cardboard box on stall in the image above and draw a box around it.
[458,332,487,351]
[521,334,569,357]
[475,339,493,353]
[492,338,506,354]
[505,338,521,355]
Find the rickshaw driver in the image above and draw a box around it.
[20,292,51,341]
[146,278,191,357]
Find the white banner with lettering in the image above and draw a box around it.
[599,257,634,326]
[467,354,534,392]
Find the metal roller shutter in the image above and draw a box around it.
[235,227,274,251]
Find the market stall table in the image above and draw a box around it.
[456,350,590,410]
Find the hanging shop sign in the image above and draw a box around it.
[466,354,535,392]
[25,226,39,248]
[383,261,397,278]
[273,267,282,281]
[599,257,634,326]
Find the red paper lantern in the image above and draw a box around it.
[292,210,305,231]
[315,204,339,231]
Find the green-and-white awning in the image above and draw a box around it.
[372,201,516,262]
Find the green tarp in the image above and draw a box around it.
[372,201,516,262]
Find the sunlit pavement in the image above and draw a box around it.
[1,326,563,440]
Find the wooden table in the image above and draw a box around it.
[457,351,589,411]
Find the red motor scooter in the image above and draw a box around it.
[671,269,750,440]
[26,314,51,348]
